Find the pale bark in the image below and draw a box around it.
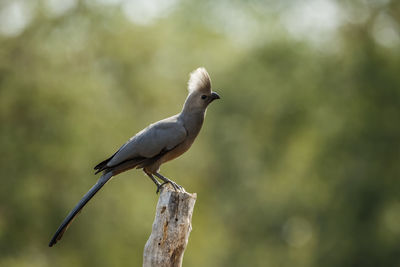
[143,185,197,267]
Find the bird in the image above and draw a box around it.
[48,67,220,247]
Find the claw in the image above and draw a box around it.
[170,182,179,191]
[156,180,182,193]
[156,181,168,194]
[153,172,183,193]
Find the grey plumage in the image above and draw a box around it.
[49,67,220,247]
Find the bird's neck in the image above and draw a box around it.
[180,109,205,138]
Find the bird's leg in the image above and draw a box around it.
[143,171,163,194]
[154,172,182,192]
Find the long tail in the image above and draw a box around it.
[48,172,113,247]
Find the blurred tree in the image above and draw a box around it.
[0,0,399,266]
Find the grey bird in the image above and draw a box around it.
[49,67,220,247]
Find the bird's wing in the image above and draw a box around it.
[106,116,187,167]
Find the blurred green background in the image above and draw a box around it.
[1,0,400,266]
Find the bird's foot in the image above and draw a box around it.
[156,180,182,194]
[154,172,183,194]
[154,181,162,194]
[156,182,166,194]
[144,172,163,194]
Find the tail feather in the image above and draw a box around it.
[94,152,117,171]
[48,172,113,247]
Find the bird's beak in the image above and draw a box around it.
[211,91,221,101]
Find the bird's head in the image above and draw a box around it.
[183,67,220,112]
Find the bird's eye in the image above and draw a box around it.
[201,95,207,100]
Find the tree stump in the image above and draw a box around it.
[143,185,197,267]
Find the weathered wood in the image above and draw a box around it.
[143,185,197,267]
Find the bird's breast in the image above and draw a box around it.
[161,138,194,163]
[160,111,205,164]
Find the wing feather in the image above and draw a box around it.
[106,116,187,167]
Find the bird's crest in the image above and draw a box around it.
[188,67,211,94]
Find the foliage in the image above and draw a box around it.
[0,0,399,266]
